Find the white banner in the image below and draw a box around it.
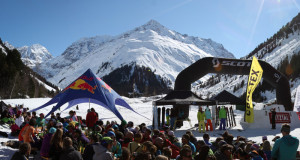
[294,85,300,112]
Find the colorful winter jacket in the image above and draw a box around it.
[219,108,227,119]
[197,111,206,121]
[271,135,299,160]
[205,108,212,120]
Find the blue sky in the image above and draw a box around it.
[1,0,300,58]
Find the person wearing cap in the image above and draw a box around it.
[272,123,299,160]
[40,127,56,159]
[93,137,114,160]
[197,107,206,133]
[106,131,122,158]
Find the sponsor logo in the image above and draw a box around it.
[269,112,291,123]
[63,79,97,94]
[212,58,251,67]
[97,77,112,93]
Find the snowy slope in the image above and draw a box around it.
[36,20,235,88]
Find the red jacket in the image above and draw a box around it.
[163,139,180,159]
[86,112,97,128]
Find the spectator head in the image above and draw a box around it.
[91,108,95,112]
[220,144,233,157]
[262,140,271,151]
[262,136,267,142]
[121,147,130,160]
[168,130,174,137]
[94,125,102,132]
[115,131,124,142]
[112,124,119,131]
[281,123,290,135]
[49,127,57,134]
[125,131,134,139]
[29,118,36,126]
[121,120,127,127]
[101,137,114,149]
[155,155,168,160]
[218,140,227,148]
[19,142,31,156]
[134,133,143,143]
[127,121,134,127]
[196,140,206,150]
[180,147,193,160]
[154,137,164,148]
[182,134,190,145]
[56,122,63,128]
[90,134,100,143]
[32,112,36,116]
[106,131,116,138]
[162,147,172,159]
[235,147,248,159]
[153,129,160,136]
[142,141,154,152]
[63,137,73,149]
[203,133,210,140]
[250,143,260,151]
[145,128,152,136]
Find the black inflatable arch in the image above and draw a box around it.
[175,57,292,111]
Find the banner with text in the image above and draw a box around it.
[245,57,263,123]
[268,112,291,123]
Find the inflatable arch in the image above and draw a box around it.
[174,57,292,111]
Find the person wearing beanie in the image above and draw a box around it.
[93,137,114,160]
[107,131,122,158]
[272,123,299,160]
[40,127,56,158]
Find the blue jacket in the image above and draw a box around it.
[271,135,299,160]
[205,109,212,120]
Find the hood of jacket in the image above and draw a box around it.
[282,135,298,146]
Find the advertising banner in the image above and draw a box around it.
[245,57,263,123]
[269,112,291,123]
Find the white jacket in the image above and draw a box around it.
[15,116,24,127]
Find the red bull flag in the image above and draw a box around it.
[30,69,148,120]
[245,56,263,123]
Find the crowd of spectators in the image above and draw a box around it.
[1,104,299,160]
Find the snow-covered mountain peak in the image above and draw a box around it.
[17,44,53,68]
[140,19,167,32]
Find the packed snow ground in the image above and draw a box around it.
[1,97,300,159]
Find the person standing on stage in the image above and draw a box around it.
[205,107,213,131]
[197,107,206,133]
[219,106,227,130]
